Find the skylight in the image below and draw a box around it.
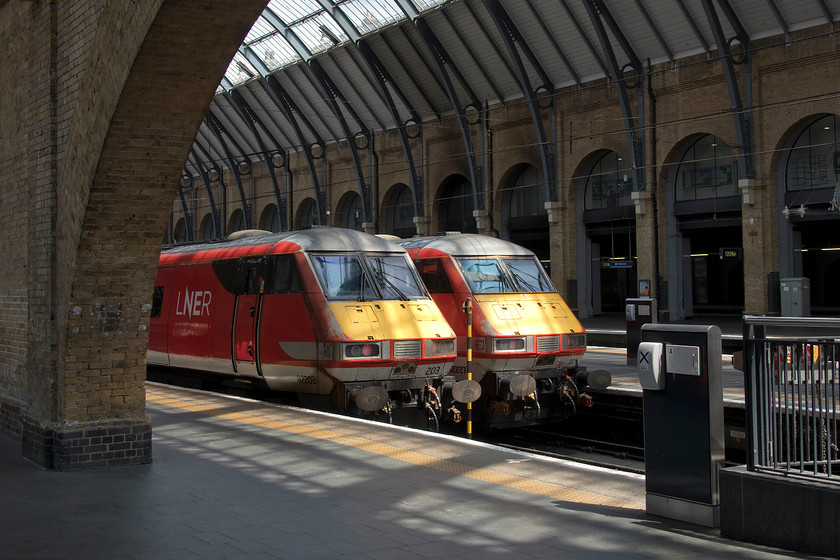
[220,0,446,90]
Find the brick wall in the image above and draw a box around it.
[0,0,268,469]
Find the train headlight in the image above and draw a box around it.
[562,333,587,349]
[493,337,527,352]
[425,338,456,356]
[343,342,382,359]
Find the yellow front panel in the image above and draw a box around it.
[330,301,452,342]
[473,293,583,336]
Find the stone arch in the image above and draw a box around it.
[23,0,269,469]
[335,191,364,231]
[571,149,636,317]
[259,203,281,233]
[775,113,840,314]
[663,133,743,319]
[383,183,416,238]
[296,197,319,229]
[435,174,476,234]
[228,208,246,234]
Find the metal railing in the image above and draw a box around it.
[743,316,840,484]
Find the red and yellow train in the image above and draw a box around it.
[398,233,610,429]
[148,228,469,426]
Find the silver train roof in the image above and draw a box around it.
[397,234,535,257]
[163,227,406,255]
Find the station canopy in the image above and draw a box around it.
[186,0,838,176]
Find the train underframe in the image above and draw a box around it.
[443,366,612,430]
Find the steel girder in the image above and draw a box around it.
[584,0,646,193]
[701,0,756,182]
[241,44,328,226]
[261,4,382,228]
[226,88,290,231]
[205,109,253,230]
[397,0,486,221]
[357,39,425,220]
[484,0,557,205]
[189,146,223,239]
[176,178,194,242]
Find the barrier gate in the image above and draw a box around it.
[743,316,840,483]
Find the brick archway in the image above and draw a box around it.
[5,0,268,469]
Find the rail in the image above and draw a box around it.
[743,316,840,484]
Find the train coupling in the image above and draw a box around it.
[577,393,594,408]
[446,406,462,423]
[489,401,511,415]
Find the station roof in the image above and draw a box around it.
[185,0,839,178]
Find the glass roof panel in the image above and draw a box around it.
[222,0,448,87]
[224,50,260,87]
[340,0,404,32]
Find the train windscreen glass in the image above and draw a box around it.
[312,255,378,301]
[458,259,515,293]
[367,255,426,300]
[504,257,555,292]
[312,253,426,301]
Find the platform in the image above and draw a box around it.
[0,382,817,559]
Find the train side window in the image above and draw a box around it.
[151,286,164,318]
[211,259,239,293]
[416,259,452,294]
[266,254,303,294]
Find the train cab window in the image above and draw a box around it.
[367,255,426,300]
[151,286,164,318]
[416,259,452,294]
[312,254,377,301]
[504,257,555,292]
[266,254,302,294]
[458,258,515,293]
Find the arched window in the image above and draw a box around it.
[506,165,545,218]
[260,204,281,233]
[785,114,839,192]
[228,209,245,233]
[199,214,215,240]
[675,135,738,201]
[584,151,632,210]
[337,192,364,231]
[437,175,476,233]
[296,198,318,229]
[173,218,189,243]
[385,184,415,238]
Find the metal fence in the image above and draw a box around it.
[743,316,840,483]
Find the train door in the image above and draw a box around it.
[233,257,266,377]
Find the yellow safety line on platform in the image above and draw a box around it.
[146,388,641,510]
